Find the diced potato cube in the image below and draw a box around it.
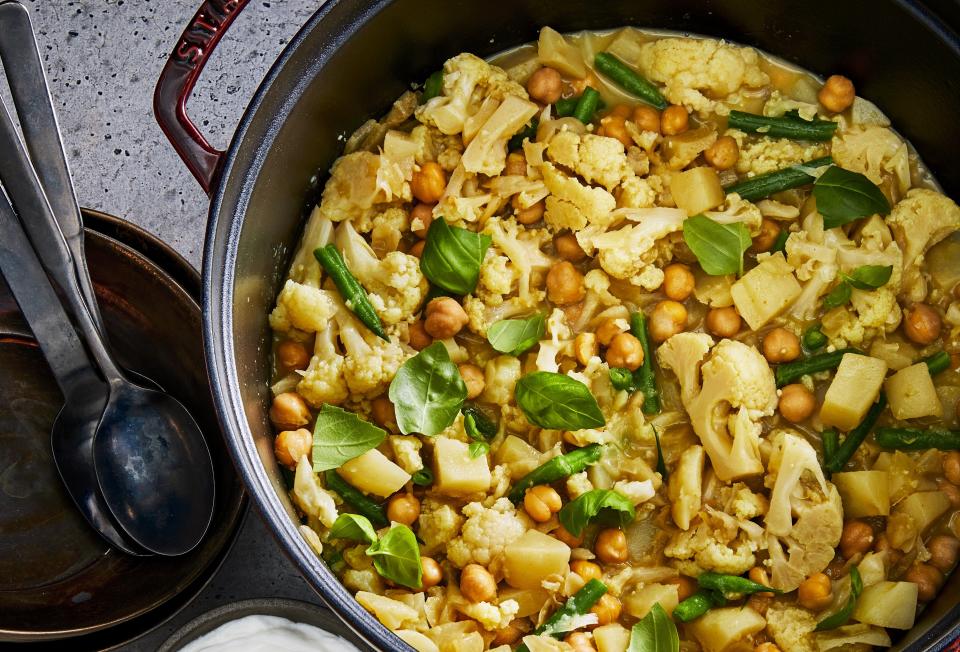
[671,166,725,216]
[623,583,680,619]
[730,252,801,330]
[832,471,890,517]
[433,436,491,496]
[885,362,943,420]
[688,607,766,652]
[894,491,950,536]
[852,581,918,629]
[504,530,571,589]
[493,435,541,480]
[820,354,888,431]
[499,587,551,618]
[537,27,586,78]
[338,449,411,497]
[694,270,735,307]
[593,623,631,652]
[869,339,917,371]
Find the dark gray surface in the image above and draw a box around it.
[14,1,329,650]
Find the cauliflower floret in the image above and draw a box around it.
[546,131,634,192]
[460,95,539,176]
[786,215,850,320]
[566,472,594,499]
[390,435,424,473]
[335,306,410,398]
[575,269,622,331]
[481,355,522,405]
[476,253,518,306]
[886,188,960,302]
[612,480,656,505]
[416,53,528,136]
[669,445,705,531]
[658,336,777,481]
[729,130,829,176]
[637,38,769,115]
[418,497,465,556]
[335,220,428,324]
[463,293,543,337]
[764,431,843,592]
[297,326,349,407]
[704,193,763,236]
[719,483,769,521]
[410,123,465,171]
[832,125,911,194]
[370,207,410,255]
[458,600,520,631]
[286,207,335,287]
[765,601,817,652]
[541,162,617,231]
[356,592,421,631]
[763,90,820,121]
[269,281,338,334]
[315,151,383,226]
[483,216,553,304]
[665,508,759,576]
[291,456,338,528]
[618,175,657,209]
[446,498,529,570]
[585,207,685,290]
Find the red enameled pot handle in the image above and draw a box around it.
[153,0,251,195]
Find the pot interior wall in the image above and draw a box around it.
[214,0,960,649]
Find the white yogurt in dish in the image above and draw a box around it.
[178,614,363,652]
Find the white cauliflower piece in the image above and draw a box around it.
[585,207,685,290]
[729,130,829,176]
[658,335,777,482]
[481,355,523,405]
[477,253,519,306]
[463,293,543,337]
[612,480,656,505]
[763,90,820,121]
[292,456,338,527]
[460,95,538,176]
[458,600,520,631]
[665,507,760,576]
[286,207,335,287]
[765,601,817,652]
[566,472,594,499]
[446,498,529,569]
[618,175,657,209]
[575,269,621,331]
[370,207,409,255]
[409,123,465,170]
[886,188,960,302]
[541,162,617,231]
[315,151,382,225]
[356,592,421,630]
[483,216,553,304]
[390,435,423,473]
[704,193,763,236]
[297,325,349,407]
[546,131,634,192]
[669,445,705,531]
[418,497,465,556]
[269,281,338,334]
[832,125,911,194]
[335,306,410,398]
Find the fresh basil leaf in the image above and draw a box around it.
[468,441,490,459]
[558,489,636,536]
[312,405,387,472]
[629,603,679,652]
[389,341,467,436]
[844,264,893,290]
[329,513,377,544]
[682,214,752,276]
[813,166,891,229]
[366,524,422,589]
[815,567,863,631]
[653,426,668,480]
[822,280,852,309]
[411,468,434,486]
[515,371,606,430]
[462,404,497,441]
[488,313,546,356]
[419,218,492,295]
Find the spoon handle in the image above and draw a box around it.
[0,2,105,334]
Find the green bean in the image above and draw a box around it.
[824,395,887,473]
[411,468,434,486]
[421,70,443,102]
[775,347,862,387]
[727,110,837,141]
[554,97,578,117]
[630,311,661,414]
[924,351,951,375]
[802,324,827,351]
[725,156,833,202]
[324,470,389,529]
[508,118,538,151]
[875,427,960,451]
[521,579,607,647]
[822,428,838,462]
[608,367,638,392]
[770,228,790,254]
[594,52,668,110]
[314,245,389,341]
[508,443,603,504]
[573,87,601,124]
[697,572,781,596]
[674,590,725,622]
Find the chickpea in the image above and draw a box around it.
[505,152,527,177]
[274,428,312,468]
[421,557,443,589]
[514,197,546,225]
[818,74,856,113]
[460,564,497,603]
[905,563,943,602]
[270,392,310,430]
[763,328,801,364]
[590,593,622,626]
[632,105,660,133]
[423,297,469,339]
[387,493,421,526]
[546,261,586,306]
[943,451,960,485]
[705,306,742,338]
[574,332,599,366]
[703,135,740,171]
[595,528,629,564]
[554,524,583,547]
[928,535,960,573]
[752,218,781,254]
[564,632,597,652]
[408,319,433,350]
[276,339,310,372]
[660,105,689,136]
[748,566,774,598]
[411,161,446,204]
[606,332,644,371]
[797,572,833,611]
[555,232,587,262]
[779,383,816,423]
[598,115,632,148]
[939,479,960,508]
[755,644,781,652]
[458,363,486,400]
[409,239,426,258]
[524,485,563,523]
[665,575,697,602]
[903,303,941,345]
[747,593,773,617]
[648,300,688,342]
[371,396,396,429]
[662,263,695,301]
[840,520,875,559]
[595,318,625,347]
[492,624,523,646]
[410,202,435,238]
[609,103,631,119]
[571,560,603,582]
[527,66,563,104]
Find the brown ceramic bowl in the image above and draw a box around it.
[0,209,245,648]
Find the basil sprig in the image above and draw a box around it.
[629,603,679,652]
[329,513,377,544]
[816,567,863,631]
[312,405,387,472]
[389,341,467,436]
[813,166,891,229]
[682,214,752,276]
[558,489,636,537]
[487,313,546,356]
[419,218,492,295]
[366,524,422,589]
[823,264,893,309]
[515,371,606,430]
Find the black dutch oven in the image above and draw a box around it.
[154,1,960,650]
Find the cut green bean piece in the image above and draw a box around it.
[421,70,443,102]
[822,428,838,463]
[697,572,781,596]
[802,324,827,351]
[875,427,960,450]
[315,245,389,341]
[554,97,578,117]
[508,444,603,504]
[824,395,887,473]
[674,590,725,622]
[594,52,668,109]
[630,311,660,414]
[573,87,601,124]
[775,347,861,387]
[728,110,837,141]
[725,156,833,202]
[324,470,389,529]
[924,351,951,375]
[520,579,607,648]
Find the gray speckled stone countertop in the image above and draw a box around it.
[19,1,330,650]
